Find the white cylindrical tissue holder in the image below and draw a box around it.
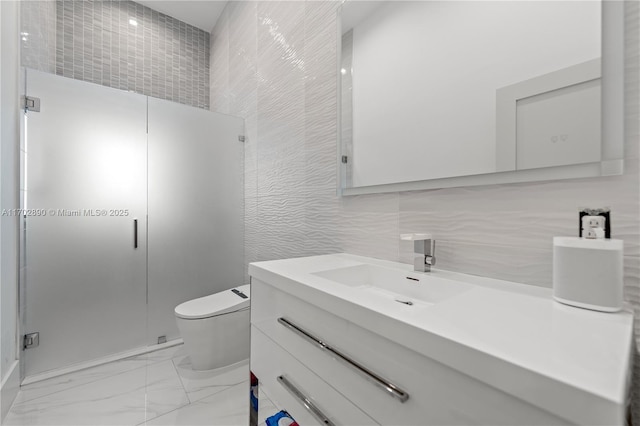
[553,237,623,312]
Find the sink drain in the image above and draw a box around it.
[395,299,413,306]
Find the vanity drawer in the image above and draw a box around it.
[251,279,571,426]
[250,325,378,426]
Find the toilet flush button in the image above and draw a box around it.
[231,289,248,299]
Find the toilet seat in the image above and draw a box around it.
[175,284,250,320]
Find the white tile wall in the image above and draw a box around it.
[210,1,640,423]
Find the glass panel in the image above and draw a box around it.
[147,97,244,345]
[24,69,148,377]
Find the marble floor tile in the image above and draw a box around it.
[136,344,187,365]
[16,343,186,405]
[6,347,262,426]
[5,360,188,426]
[141,381,274,426]
[5,368,148,425]
[143,360,191,422]
[16,358,149,405]
[173,356,249,403]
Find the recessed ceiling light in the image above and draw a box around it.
[129,18,138,27]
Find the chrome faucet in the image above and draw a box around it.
[414,238,436,272]
[401,234,436,272]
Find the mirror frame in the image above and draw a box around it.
[337,1,624,196]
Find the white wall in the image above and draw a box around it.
[349,1,600,186]
[1,0,22,420]
[210,1,639,422]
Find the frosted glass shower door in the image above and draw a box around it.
[24,70,148,377]
[147,97,244,344]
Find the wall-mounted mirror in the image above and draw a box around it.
[339,1,624,195]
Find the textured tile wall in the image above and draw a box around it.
[20,1,57,73]
[21,0,210,109]
[211,1,640,422]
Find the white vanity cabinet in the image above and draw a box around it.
[251,278,571,425]
[249,254,634,426]
[251,324,378,426]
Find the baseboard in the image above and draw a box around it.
[1,360,20,422]
[22,339,183,386]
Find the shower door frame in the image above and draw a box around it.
[20,69,245,381]
[21,69,149,379]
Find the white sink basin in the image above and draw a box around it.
[312,263,472,305]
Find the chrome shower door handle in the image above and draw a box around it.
[133,219,138,249]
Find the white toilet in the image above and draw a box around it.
[174,284,250,371]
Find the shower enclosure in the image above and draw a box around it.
[22,69,244,379]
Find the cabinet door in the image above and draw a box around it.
[251,326,378,426]
[24,69,148,377]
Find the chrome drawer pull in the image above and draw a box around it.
[277,375,335,426]
[277,317,410,403]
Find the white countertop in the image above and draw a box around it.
[249,253,635,425]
